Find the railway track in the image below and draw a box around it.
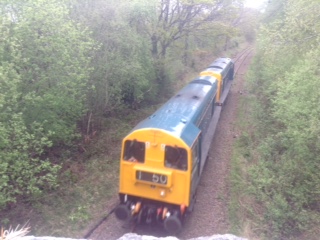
[220,47,253,105]
[234,47,254,74]
[83,207,116,239]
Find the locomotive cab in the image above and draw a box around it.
[115,128,192,234]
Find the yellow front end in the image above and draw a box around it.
[200,71,222,102]
[119,128,191,207]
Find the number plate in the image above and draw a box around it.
[136,170,168,185]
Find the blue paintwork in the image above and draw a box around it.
[131,76,218,147]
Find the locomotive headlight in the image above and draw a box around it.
[160,189,166,197]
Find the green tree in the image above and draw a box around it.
[2,0,95,145]
[246,0,320,238]
[71,0,157,118]
[0,0,95,208]
[0,18,59,208]
[128,0,243,59]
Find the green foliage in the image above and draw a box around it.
[147,0,242,59]
[0,114,60,206]
[244,0,320,238]
[68,205,90,223]
[71,0,157,116]
[0,0,94,209]
[3,0,95,145]
[247,137,320,238]
[0,46,60,209]
[70,0,247,118]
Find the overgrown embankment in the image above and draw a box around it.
[229,1,320,239]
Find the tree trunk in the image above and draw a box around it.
[151,34,158,57]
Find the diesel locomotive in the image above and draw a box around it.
[200,58,234,104]
[114,57,234,234]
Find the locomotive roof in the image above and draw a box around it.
[207,57,233,75]
[209,57,232,66]
[131,78,218,147]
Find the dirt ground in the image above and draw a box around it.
[88,50,255,240]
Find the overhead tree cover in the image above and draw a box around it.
[144,0,243,58]
[71,0,244,116]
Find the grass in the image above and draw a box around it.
[227,75,263,240]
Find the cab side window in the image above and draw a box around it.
[123,140,145,163]
[165,146,188,171]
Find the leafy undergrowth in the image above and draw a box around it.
[228,65,320,240]
[0,106,160,238]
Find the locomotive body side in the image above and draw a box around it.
[115,76,218,233]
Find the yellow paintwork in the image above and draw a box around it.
[119,128,192,207]
[200,70,222,102]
